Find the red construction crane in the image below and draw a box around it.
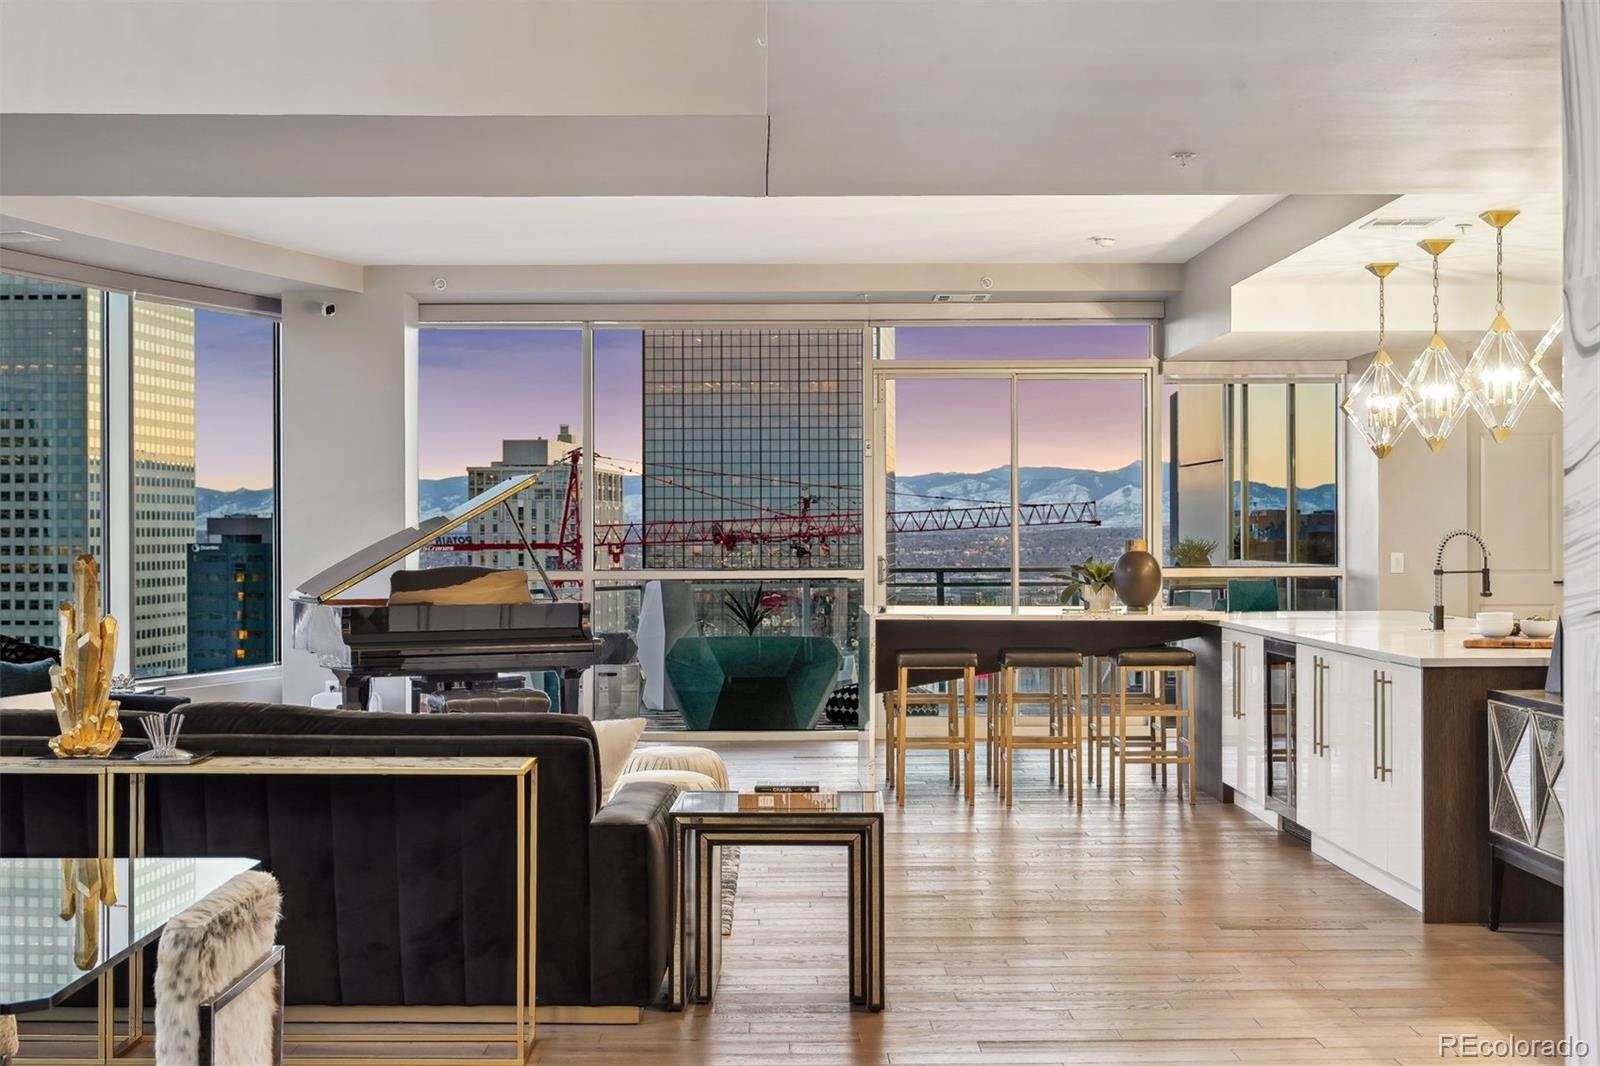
[425,448,1100,564]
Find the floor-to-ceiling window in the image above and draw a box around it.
[1,268,280,679]
[875,323,1156,609]
[1166,378,1342,610]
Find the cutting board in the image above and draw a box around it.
[1461,636,1554,649]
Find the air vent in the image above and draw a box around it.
[1359,217,1445,231]
[933,293,991,303]
[0,230,60,245]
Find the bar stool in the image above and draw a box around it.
[885,685,963,792]
[893,649,979,807]
[1107,646,1198,808]
[996,649,1084,809]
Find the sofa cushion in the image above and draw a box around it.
[1,659,54,697]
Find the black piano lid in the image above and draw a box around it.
[294,474,540,604]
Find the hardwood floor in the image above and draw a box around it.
[16,740,1564,1064]
[530,740,1563,1065]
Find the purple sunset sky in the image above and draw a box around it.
[194,309,276,490]
[414,324,1156,482]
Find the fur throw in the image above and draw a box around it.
[155,871,281,1065]
[0,1013,17,1060]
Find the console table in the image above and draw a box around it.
[0,755,538,1065]
[668,790,885,1012]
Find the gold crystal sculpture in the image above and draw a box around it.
[60,857,118,970]
[48,555,123,758]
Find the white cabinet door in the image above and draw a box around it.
[1378,665,1424,888]
[1320,650,1375,866]
[1295,646,1330,835]
[1236,630,1266,803]
[1220,630,1243,790]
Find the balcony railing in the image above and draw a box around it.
[886,566,1342,609]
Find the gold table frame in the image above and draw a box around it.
[2,756,538,1066]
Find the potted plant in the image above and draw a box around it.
[1056,558,1117,610]
[1172,537,1217,568]
[664,584,842,731]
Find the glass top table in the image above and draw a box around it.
[0,856,261,1014]
[670,789,883,817]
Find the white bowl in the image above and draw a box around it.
[1520,618,1557,639]
[1475,611,1515,639]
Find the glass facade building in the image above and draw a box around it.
[641,328,864,570]
[0,274,103,649]
[186,514,273,672]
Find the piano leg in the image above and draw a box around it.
[559,669,583,715]
[342,674,369,711]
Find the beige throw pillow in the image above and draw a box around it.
[592,717,648,802]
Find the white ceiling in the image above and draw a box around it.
[1245,193,1564,286]
[1,1,1562,197]
[87,195,1282,267]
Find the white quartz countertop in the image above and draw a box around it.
[871,607,1551,669]
[1215,610,1553,669]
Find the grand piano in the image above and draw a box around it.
[291,475,605,711]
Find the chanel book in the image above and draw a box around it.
[753,783,821,794]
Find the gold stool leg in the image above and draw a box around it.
[964,667,977,806]
[1188,665,1198,806]
[1071,666,1083,808]
[897,668,910,808]
[1117,667,1129,808]
[885,691,897,791]
[940,681,953,781]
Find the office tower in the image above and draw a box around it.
[0,273,102,649]
[187,514,274,672]
[131,299,197,676]
[461,428,625,575]
[640,328,864,569]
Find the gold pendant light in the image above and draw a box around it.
[1403,238,1469,452]
[1460,210,1555,441]
[1342,262,1414,458]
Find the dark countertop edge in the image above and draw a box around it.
[1488,689,1563,714]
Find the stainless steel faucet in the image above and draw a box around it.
[1432,529,1492,630]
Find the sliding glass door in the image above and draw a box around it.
[874,365,1154,610]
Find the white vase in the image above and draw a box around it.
[1083,586,1116,611]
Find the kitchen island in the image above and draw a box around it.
[867,608,1551,922]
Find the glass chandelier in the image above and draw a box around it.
[1342,262,1414,458]
[1404,238,1469,452]
[1528,312,1566,410]
[1460,210,1561,440]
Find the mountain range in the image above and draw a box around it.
[197,465,1332,533]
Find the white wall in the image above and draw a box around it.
[279,278,418,703]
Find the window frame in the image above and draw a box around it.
[2,261,282,681]
[1161,370,1346,591]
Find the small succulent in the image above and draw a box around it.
[724,584,776,635]
[1055,558,1116,604]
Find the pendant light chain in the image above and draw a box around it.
[1378,271,1386,348]
[1495,225,1505,315]
[1431,252,1441,334]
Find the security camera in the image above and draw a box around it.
[320,303,337,317]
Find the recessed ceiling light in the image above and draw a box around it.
[1087,236,1117,248]
[1170,151,1197,168]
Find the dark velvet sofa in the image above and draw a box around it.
[0,703,675,1012]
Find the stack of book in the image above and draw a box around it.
[738,784,837,811]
